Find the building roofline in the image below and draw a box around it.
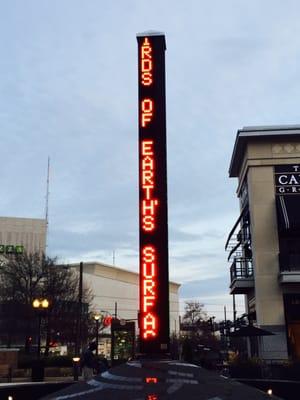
[0,216,46,222]
[229,124,300,177]
[66,261,181,287]
[136,30,165,37]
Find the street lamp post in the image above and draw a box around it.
[72,357,80,381]
[94,314,100,356]
[32,299,49,358]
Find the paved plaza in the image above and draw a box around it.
[42,360,281,400]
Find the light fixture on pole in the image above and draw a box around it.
[94,314,101,356]
[32,298,49,358]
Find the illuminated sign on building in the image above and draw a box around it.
[137,32,170,354]
[0,245,24,254]
[275,165,300,195]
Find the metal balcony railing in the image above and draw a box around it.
[278,253,300,272]
[230,258,253,282]
[225,205,249,252]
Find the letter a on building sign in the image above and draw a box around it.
[137,31,170,354]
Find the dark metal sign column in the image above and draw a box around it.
[137,31,169,354]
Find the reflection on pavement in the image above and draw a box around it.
[145,377,158,383]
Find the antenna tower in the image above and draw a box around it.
[45,156,50,252]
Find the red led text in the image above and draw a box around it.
[141,140,158,231]
[141,245,157,338]
[141,98,153,128]
[141,37,153,86]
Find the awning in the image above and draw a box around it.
[276,195,300,232]
[228,325,274,337]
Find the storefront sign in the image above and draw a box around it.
[137,32,170,354]
[275,165,300,195]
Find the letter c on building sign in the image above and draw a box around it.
[279,175,288,185]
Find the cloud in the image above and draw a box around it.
[2,0,300,318]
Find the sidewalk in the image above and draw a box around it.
[0,375,78,386]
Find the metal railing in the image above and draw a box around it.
[230,258,253,282]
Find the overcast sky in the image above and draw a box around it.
[1,1,300,319]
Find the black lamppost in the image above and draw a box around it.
[32,298,49,358]
[94,314,100,356]
[72,356,80,381]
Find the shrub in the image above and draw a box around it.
[280,361,300,380]
[18,353,36,369]
[43,355,73,367]
[18,354,73,368]
[229,357,263,379]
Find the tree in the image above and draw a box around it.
[0,252,93,353]
[0,252,46,305]
[180,301,221,366]
[182,300,208,327]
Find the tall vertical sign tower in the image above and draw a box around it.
[137,31,170,354]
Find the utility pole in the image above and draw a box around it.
[224,306,227,335]
[75,262,83,356]
[45,156,50,253]
[224,305,229,361]
[233,294,237,330]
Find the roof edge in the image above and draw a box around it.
[136,30,165,37]
[229,124,300,177]
[65,261,181,287]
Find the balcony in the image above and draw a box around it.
[230,258,254,294]
[278,253,300,284]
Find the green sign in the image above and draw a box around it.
[0,245,24,254]
[15,245,24,254]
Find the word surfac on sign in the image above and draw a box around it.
[137,31,170,354]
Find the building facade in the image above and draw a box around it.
[0,216,47,348]
[226,125,300,361]
[0,216,46,257]
[70,261,181,335]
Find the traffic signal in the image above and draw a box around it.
[103,316,112,327]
